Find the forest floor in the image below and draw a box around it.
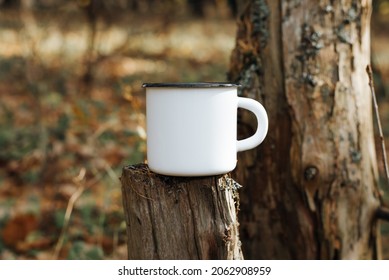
[0,4,389,260]
[0,6,235,259]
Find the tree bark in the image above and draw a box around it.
[120,164,243,260]
[229,0,381,259]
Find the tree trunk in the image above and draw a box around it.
[228,0,381,259]
[120,164,243,260]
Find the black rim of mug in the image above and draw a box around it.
[142,82,241,88]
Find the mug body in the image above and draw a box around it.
[145,83,239,176]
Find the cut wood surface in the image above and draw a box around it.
[120,164,243,260]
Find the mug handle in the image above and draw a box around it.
[237,97,269,152]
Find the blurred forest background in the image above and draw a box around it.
[0,0,388,259]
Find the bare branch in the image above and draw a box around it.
[52,168,104,259]
[366,65,389,189]
[52,168,86,260]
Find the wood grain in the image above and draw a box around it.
[121,164,243,260]
[229,0,380,259]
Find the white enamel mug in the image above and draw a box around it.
[143,82,268,176]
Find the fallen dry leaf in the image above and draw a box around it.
[2,213,39,251]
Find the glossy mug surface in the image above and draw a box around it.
[143,82,268,176]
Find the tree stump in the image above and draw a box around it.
[120,163,243,260]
